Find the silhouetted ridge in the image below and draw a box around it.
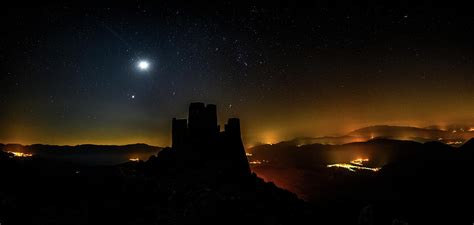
[461,138,474,149]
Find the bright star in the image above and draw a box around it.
[137,60,150,70]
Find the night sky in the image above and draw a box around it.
[1,2,473,146]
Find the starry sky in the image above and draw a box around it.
[1,2,473,146]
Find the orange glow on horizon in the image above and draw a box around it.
[261,131,278,145]
[2,120,474,147]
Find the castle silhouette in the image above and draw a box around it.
[170,102,250,176]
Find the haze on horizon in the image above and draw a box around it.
[1,3,473,147]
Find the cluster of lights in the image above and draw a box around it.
[129,158,140,162]
[249,159,269,165]
[350,158,369,166]
[446,141,463,145]
[7,151,33,158]
[327,163,380,172]
[327,158,380,172]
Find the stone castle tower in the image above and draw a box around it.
[171,102,250,176]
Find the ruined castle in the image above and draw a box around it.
[171,102,250,176]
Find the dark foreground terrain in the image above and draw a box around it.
[1,139,474,225]
[0,149,311,225]
[252,139,474,224]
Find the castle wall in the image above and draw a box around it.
[171,102,250,176]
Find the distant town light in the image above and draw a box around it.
[327,163,380,172]
[249,160,262,165]
[447,141,463,145]
[350,158,369,166]
[327,158,380,172]
[7,151,33,158]
[249,159,269,165]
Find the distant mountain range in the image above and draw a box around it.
[0,143,161,165]
[281,125,474,147]
[248,138,474,168]
[2,125,473,165]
